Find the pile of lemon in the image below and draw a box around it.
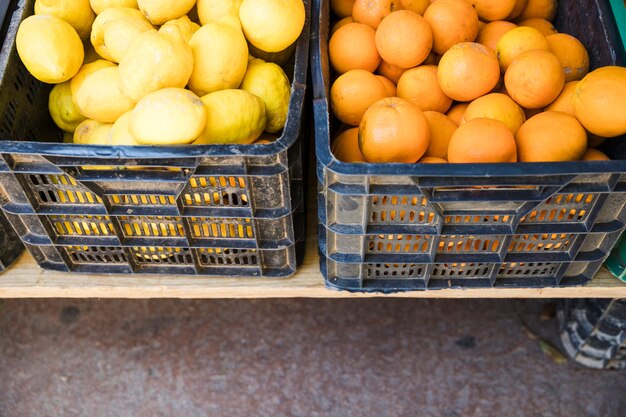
[16,0,305,146]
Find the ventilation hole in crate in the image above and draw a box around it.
[109,194,177,207]
[119,216,185,237]
[437,236,503,253]
[132,247,193,264]
[444,214,512,225]
[366,234,432,254]
[365,263,425,279]
[369,195,436,224]
[189,218,255,239]
[26,174,102,205]
[498,262,560,277]
[521,194,597,224]
[183,176,250,207]
[49,215,114,236]
[197,248,259,266]
[432,263,492,278]
[66,246,127,264]
[508,233,576,252]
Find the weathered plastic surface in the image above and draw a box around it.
[312,0,626,291]
[606,233,626,282]
[0,0,310,277]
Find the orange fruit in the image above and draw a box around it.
[420,156,448,163]
[376,75,397,96]
[331,0,357,18]
[462,93,526,134]
[583,149,610,161]
[471,0,517,22]
[376,60,407,84]
[375,10,433,69]
[422,111,457,159]
[332,17,354,35]
[398,0,430,15]
[516,111,587,162]
[504,49,564,109]
[331,69,389,126]
[546,34,590,82]
[332,128,367,162]
[397,65,452,112]
[495,26,549,72]
[358,97,430,163]
[518,18,557,36]
[448,118,517,163]
[476,20,517,52]
[446,103,469,125]
[517,0,557,22]
[545,81,578,115]
[572,66,626,137]
[508,0,529,20]
[329,23,381,74]
[437,42,500,102]
[352,0,397,30]
[423,0,479,55]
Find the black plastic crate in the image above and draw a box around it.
[312,0,626,291]
[0,0,310,277]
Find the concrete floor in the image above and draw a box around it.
[0,299,624,417]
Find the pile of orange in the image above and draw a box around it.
[328,0,626,164]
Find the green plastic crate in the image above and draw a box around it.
[609,0,626,55]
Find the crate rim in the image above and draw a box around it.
[0,0,311,160]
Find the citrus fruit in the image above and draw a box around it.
[332,17,354,35]
[118,29,194,102]
[504,49,564,109]
[358,97,430,163]
[74,66,135,123]
[197,0,243,25]
[131,88,206,145]
[495,26,549,71]
[375,10,433,69]
[423,0,479,55]
[422,111,457,159]
[332,128,367,162]
[331,0,356,17]
[196,89,266,145]
[330,23,380,74]
[572,66,626,137]
[376,60,407,84]
[239,0,305,52]
[546,33,590,82]
[462,93,526,134]
[419,156,448,163]
[508,0,529,20]
[518,18,557,36]
[352,0,395,30]
[110,110,140,145]
[90,0,139,14]
[16,15,84,83]
[437,42,500,102]
[448,118,517,163]
[397,65,452,112]
[49,81,86,133]
[90,7,154,63]
[516,111,587,162]
[73,119,113,145]
[471,0,517,22]
[398,0,431,15]
[137,0,196,25]
[476,20,517,52]
[545,81,578,115]
[376,75,397,96]
[159,16,201,43]
[70,60,117,98]
[331,69,388,126]
[188,22,249,96]
[240,61,291,133]
[35,0,95,39]
[583,149,610,161]
[517,0,557,22]
[446,103,469,125]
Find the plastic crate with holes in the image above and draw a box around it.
[0,0,310,277]
[312,0,626,291]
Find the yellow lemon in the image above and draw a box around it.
[90,0,139,14]
[240,62,291,133]
[239,0,305,53]
[74,66,135,123]
[249,41,297,66]
[188,22,248,96]
[74,119,113,145]
[111,111,140,145]
[137,0,196,25]
[91,7,154,63]
[49,81,86,133]
[159,16,200,43]
[16,15,84,83]
[197,0,242,25]
[35,0,95,39]
[196,89,266,145]
[70,60,117,98]
[130,88,206,145]
[83,42,102,64]
[118,29,194,102]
